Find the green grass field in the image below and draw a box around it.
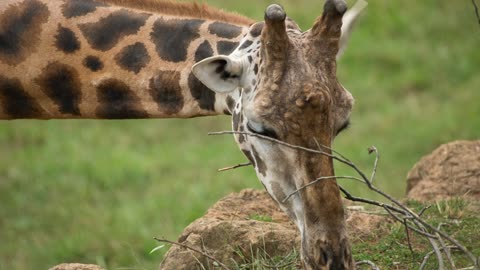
[1,0,479,269]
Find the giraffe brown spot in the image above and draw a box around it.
[151,18,204,63]
[35,62,82,116]
[253,64,259,75]
[226,96,235,112]
[96,79,148,118]
[271,181,287,203]
[188,73,216,112]
[79,10,150,51]
[239,40,253,50]
[217,41,239,55]
[149,71,184,115]
[0,0,49,66]
[194,40,213,62]
[62,0,106,18]
[208,21,243,39]
[232,108,246,143]
[241,149,255,165]
[0,75,44,118]
[55,25,80,54]
[249,22,264,37]
[251,146,267,177]
[115,42,150,74]
[232,109,241,131]
[83,55,103,72]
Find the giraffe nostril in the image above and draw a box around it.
[321,249,329,265]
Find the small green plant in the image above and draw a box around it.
[248,214,273,223]
[435,198,469,219]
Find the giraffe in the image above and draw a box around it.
[0,0,367,269]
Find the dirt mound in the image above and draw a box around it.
[160,189,387,269]
[160,189,299,269]
[49,264,104,270]
[406,140,480,202]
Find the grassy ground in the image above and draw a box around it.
[0,0,479,269]
[225,199,480,269]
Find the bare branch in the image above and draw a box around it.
[209,130,479,269]
[426,236,445,270]
[282,176,365,203]
[218,162,252,172]
[418,205,432,217]
[403,219,414,255]
[420,246,458,270]
[437,223,456,269]
[209,131,348,163]
[356,260,381,270]
[154,238,232,270]
[368,146,379,184]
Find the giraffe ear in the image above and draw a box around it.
[192,55,243,93]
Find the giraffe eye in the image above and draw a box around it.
[246,121,278,139]
[336,120,351,135]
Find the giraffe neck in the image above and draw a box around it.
[0,0,252,119]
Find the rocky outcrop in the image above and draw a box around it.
[406,140,480,202]
[160,189,388,269]
[49,264,104,270]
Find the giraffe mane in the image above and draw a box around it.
[100,0,255,25]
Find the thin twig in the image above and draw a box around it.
[472,0,480,25]
[368,146,379,184]
[437,223,456,269]
[426,233,445,270]
[218,162,252,172]
[418,205,432,217]
[282,176,365,203]
[209,131,344,162]
[383,206,437,239]
[403,218,414,255]
[154,237,232,270]
[420,246,458,270]
[356,260,381,270]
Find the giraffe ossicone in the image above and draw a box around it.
[0,0,367,269]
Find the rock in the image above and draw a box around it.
[160,189,299,270]
[160,189,388,269]
[406,140,480,202]
[49,264,104,270]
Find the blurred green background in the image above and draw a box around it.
[0,0,479,269]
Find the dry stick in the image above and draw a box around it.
[437,223,456,269]
[403,218,415,255]
[154,238,232,270]
[368,146,379,184]
[418,205,432,217]
[356,260,381,270]
[420,246,459,270]
[218,162,252,172]
[473,0,480,25]
[209,131,479,268]
[209,131,343,162]
[348,150,478,267]
[282,176,365,203]
[426,233,445,270]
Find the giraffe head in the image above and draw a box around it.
[193,0,362,269]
